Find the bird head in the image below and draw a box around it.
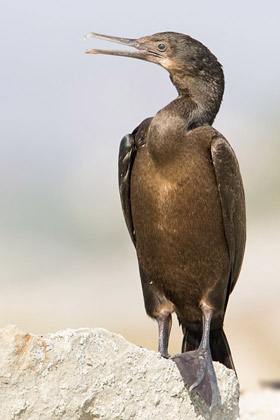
[85,31,224,113]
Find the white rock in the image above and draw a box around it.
[0,326,240,419]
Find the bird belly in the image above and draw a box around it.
[130,137,229,324]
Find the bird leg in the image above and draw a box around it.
[157,310,172,358]
[171,303,220,410]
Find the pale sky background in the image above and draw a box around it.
[0,1,280,390]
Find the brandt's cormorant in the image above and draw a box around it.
[85,31,246,409]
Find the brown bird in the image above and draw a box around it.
[85,31,246,409]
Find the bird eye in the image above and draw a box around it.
[157,43,166,52]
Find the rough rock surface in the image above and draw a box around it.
[0,326,240,420]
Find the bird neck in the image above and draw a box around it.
[160,95,205,130]
[162,70,224,129]
[146,87,222,166]
[161,88,221,130]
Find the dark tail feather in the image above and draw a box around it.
[182,326,236,374]
[211,329,236,373]
[181,325,200,353]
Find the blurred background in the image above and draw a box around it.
[0,1,279,391]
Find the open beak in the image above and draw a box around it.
[84,32,163,64]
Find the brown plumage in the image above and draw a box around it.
[85,31,246,410]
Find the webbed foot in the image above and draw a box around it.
[171,304,220,411]
[172,347,220,410]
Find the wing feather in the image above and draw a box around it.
[118,134,137,245]
[118,118,152,246]
[211,136,246,300]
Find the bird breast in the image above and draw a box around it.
[130,126,230,317]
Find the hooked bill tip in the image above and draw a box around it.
[84,32,94,40]
[84,32,101,41]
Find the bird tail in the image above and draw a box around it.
[181,325,236,373]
